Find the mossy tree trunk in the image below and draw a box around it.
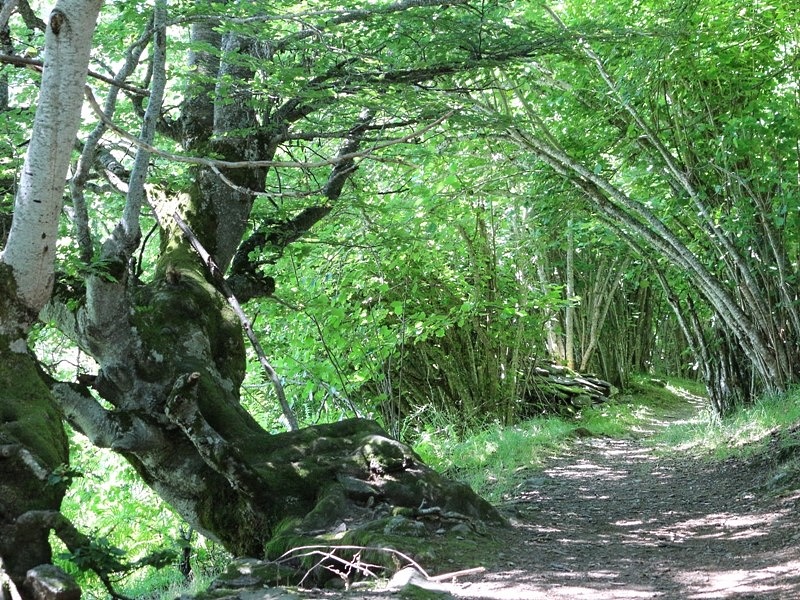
[51,202,502,557]
[0,276,71,590]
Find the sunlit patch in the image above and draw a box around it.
[673,559,800,598]
[546,461,630,481]
[454,568,662,599]
[650,510,789,543]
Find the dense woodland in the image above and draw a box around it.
[1,0,798,597]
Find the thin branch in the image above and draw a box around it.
[15,0,45,31]
[85,83,454,170]
[172,212,299,431]
[271,0,470,55]
[72,21,152,262]
[0,53,150,96]
[274,544,431,580]
[429,566,486,582]
[122,0,166,246]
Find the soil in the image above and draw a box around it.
[440,399,800,600]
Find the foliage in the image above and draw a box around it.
[414,415,573,503]
[4,0,800,591]
[53,431,231,598]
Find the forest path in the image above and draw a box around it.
[449,394,800,599]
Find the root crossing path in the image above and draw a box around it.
[452,408,800,599]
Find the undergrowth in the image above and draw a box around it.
[650,385,800,459]
[413,417,575,503]
[412,375,697,503]
[414,376,800,503]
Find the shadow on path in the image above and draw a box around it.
[453,391,800,599]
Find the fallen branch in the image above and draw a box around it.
[429,566,486,582]
[274,544,430,580]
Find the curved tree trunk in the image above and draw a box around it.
[37,1,505,560]
[19,0,571,574]
[52,236,502,557]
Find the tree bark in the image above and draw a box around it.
[0,0,102,593]
[564,221,575,369]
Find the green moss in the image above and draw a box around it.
[263,518,305,560]
[0,344,69,542]
[263,512,502,588]
[0,349,68,470]
[133,245,246,388]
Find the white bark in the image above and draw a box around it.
[1,0,103,311]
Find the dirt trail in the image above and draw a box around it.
[448,399,800,599]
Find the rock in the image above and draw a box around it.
[448,523,472,537]
[337,474,380,501]
[209,557,299,590]
[384,515,427,537]
[23,565,81,600]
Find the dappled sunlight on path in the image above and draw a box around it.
[449,397,800,600]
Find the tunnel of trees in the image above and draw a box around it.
[1,0,798,596]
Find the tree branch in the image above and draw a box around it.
[166,371,278,494]
[0,53,149,96]
[121,0,167,249]
[50,381,164,451]
[71,24,151,262]
[85,85,454,170]
[229,110,374,289]
[172,213,299,431]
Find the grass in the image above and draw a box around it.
[118,567,222,600]
[413,417,576,503]
[413,377,800,503]
[650,386,800,459]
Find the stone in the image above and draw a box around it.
[23,565,81,600]
[383,516,427,537]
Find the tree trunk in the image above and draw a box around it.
[30,0,545,572]
[565,221,575,369]
[0,340,71,594]
[0,0,102,594]
[51,243,502,559]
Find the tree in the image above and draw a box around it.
[2,0,562,578]
[471,0,800,412]
[0,0,102,593]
